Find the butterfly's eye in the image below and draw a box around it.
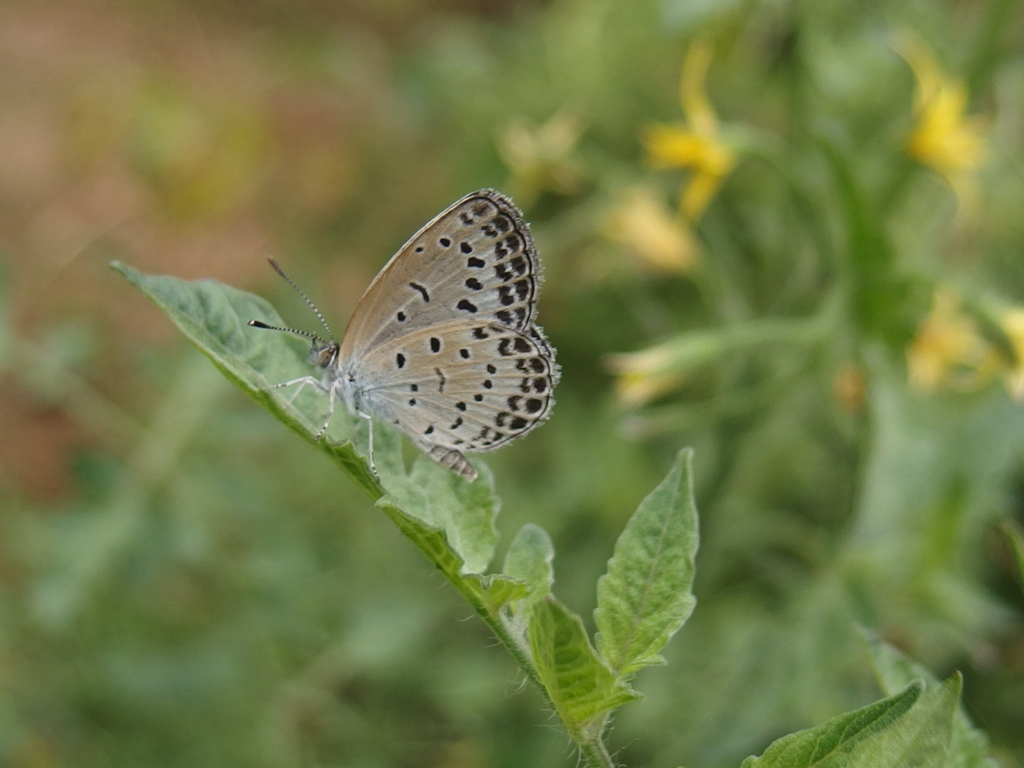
[310,344,337,369]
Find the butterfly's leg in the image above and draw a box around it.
[313,380,340,439]
[362,413,378,479]
[267,376,323,407]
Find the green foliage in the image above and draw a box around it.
[115,263,706,764]
[595,449,698,676]
[504,523,555,601]
[112,261,378,494]
[529,599,640,737]
[1005,523,1024,591]
[113,261,995,767]
[861,631,999,768]
[2,1,1022,766]
[740,679,958,768]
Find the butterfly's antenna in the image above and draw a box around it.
[247,319,325,344]
[264,257,336,342]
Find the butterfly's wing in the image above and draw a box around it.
[337,189,557,480]
[356,319,559,474]
[338,189,543,365]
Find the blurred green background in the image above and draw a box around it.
[1,0,1023,766]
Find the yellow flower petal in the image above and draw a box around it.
[897,33,943,111]
[908,84,986,171]
[907,289,993,392]
[644,40,737,221]
[680,151,734,221]
[1000,309,1024,400]
[605,187,699,273]
[643,126,710,168]
[896,33,988,212]
[614,370,688,408]
[498,110,583,199]
[606,344,688,407]
[680,39,717,136]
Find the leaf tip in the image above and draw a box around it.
[109,260,138,283]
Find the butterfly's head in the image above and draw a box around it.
[308,338,340,371]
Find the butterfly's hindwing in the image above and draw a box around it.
[355,321,558,453]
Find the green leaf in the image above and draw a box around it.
[849,677,960,768]
[594,448,698,676]
[504,523,555,601]
[375,492,525,613]
[111,261,379,494]
[740,676,961,768]
[502,523,556,640]
[471,574,532,611]
[1002,520,1024,594]
[381,453,499,575]
[859,629,944,695]
[860,630,998,768]
[528,598,641,737]
[332,417,518,611]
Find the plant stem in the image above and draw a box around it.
[577,715,616,768]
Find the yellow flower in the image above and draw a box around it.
[896,34,988,213]
[906,289,995,392]
[644,41,737,222]
[906,290,1024,399]
[498,110,583,203]
[606,344,689,408]
[604,186,699,273]
[999,309,1024,400]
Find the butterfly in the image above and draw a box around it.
[249,189,559,482]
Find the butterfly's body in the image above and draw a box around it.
[252,189,558,482]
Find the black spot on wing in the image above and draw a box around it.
[409,282,430,302]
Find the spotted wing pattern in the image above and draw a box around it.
[326,189,557,481]
[339,189,542,365]
[358,319,557,456]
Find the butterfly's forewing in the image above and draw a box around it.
[338,190,541,365]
